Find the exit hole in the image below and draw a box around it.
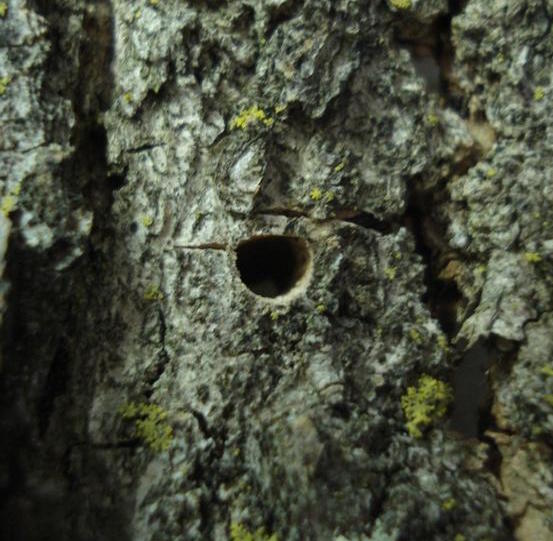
[236,236,311,298]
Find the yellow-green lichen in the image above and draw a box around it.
[476,263,487,275]
[543,394,553,408]
[390,0,412,9]
[401,375,453,438]
[270,310,280,321]
[323,190,335,203]
[334,161,345,173]
[540,365,553,377]
[437,334,449,352]
[486,167,497,178]
[0,75,12,96]
[230,522,278,541]
[274,103,287,114]
[534,86,545,102]
[0,2,7,17]
[426,113,439,127]
[384,266,397,281]
[144,284,164,301]
[119,402,173,452]
[316,303,326,314]
[142,215,154,227]
[441,498,457,511]
[231,105,274,130]
[454,535,466,541]
[409,327,423,344]
[309,187,323,201]
[1,195,16,216]
[524,251,542,264]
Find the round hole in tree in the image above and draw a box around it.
[236,235,311,299]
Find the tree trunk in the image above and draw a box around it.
[1,0,553,540]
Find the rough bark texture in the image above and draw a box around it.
[1,0,553,540]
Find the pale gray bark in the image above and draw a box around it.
[1,1,553,540]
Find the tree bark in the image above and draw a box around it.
[1,1,553,540]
